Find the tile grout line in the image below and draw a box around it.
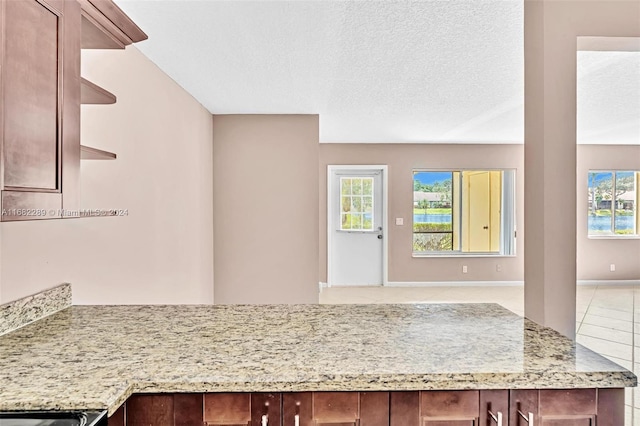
[577,285,598,335]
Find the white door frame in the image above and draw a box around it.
[327,165,389,287]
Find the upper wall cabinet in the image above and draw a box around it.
[0,0,146,221]
[0,0,81,221]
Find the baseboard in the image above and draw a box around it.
[326,283,384,288]
[385,281,524,287]
[322,280,640,289]
[577,279,640,286]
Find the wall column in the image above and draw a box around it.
[524,0,640,338]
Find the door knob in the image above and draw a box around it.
[483,226,489,230]
[377,234,383,239]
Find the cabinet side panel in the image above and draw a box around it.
[126,394,174,426]
[61,0,81,211]
[390,392,419,426]
[3,0,59,190]
[1,0,5,189]
[360,392,389,426]
[174,393,204,426]
[596,388,625,426]
[108,404,126,426]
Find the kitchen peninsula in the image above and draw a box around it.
[0,292,636,425]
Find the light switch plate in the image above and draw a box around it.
[395,218,404,225]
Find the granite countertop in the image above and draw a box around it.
[0,303,636,416]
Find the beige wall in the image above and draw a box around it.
[577,145,640,281]
[0,46,214,305]
[320,144,525,284]
[524,0,640,337]
[212,115,319,304]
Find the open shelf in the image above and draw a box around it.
[81,145,117,160]
[81,77,116,104]
[80,0,148,49]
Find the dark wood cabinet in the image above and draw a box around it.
[113,389,624,426]
[0,0,80,221]
[386,389,624,426]
[390,390,499,425]
[203,393,281,426]
[537,389,603,426]
[282,392,389,426]
[509,390,536,426]
[127,395,175,426]
[126,394,203,426]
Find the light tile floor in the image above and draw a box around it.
[319,284,639,425]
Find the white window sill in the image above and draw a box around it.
[412,253,517,258]
[588,235,640,240]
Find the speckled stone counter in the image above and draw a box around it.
[0,303,636,416]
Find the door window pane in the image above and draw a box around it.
[340,177,374,231]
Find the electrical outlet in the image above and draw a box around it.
[395,218,404,226]
[496,264,502,272]
[462,265,468,274]
[610,264,616,272]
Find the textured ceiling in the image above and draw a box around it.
[114,0,638,145]
[578,51,640,145]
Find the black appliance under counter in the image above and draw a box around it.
[0,411,106,426]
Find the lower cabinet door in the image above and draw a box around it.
[538,389,597,426]
[282,392,389,426]
[204,393,281,426]
[204,393,250,425]
[126,394,204,426]
[126,395,174,426]
[510,389,537,426]
[421,391,480,426]
[479,390,508,426]
[390,390,509,426]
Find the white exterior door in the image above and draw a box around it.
[328,167,385,286]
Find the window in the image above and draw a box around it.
[413,170,516,255]
[340,177,374,231]
[587,171,639,237]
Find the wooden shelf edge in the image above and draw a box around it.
[80,0,147,49]
[81,77,116,104]
[81,13,126,50]
[81,145,117,160]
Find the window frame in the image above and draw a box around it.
[412,168,517,258]
[587,170,639,239]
